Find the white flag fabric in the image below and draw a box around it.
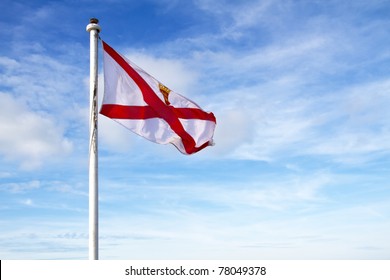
[100,41,216,155]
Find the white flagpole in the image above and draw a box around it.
[86,18,101,260]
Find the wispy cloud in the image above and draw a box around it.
[0,180,41,193]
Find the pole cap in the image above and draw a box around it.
[86,18,101,33]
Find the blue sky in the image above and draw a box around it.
[1,0,390,259]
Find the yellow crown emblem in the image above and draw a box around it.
[158,83,171,105]
[159,83,171,105]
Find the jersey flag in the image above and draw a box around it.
[100,41,217,155]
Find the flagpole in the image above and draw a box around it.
[86,18,101,260]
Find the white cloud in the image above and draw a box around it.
[0,54,83,111]
[0,171,12,179]
[212,108,257,156]
[211,78,390,163]
[195,0,273,29]
[98,114,136,152]
[123,52,199,95]
[0,93,72,169]
[0,56,19,69]
[21,198,34,206]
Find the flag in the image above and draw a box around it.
[100,41,216,155]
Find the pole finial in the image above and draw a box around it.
[86,18,101,33]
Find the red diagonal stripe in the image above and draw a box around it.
[100,104,217,122]
[100,104,157,119]
[102,41,212,154]
[175,107,216,122]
